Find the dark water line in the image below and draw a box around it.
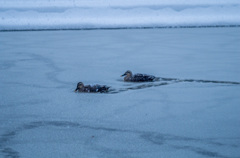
[107,77,240,94]
[108,81,178,94]
[1,25,240,32]
[159,77,240,85]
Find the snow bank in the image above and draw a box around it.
[0,0,240,31]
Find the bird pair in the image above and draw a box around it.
[75,70,158,93]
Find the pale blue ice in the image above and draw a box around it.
[0,27,240,158]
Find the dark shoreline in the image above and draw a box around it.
[1,25,240,32]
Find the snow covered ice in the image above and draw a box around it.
[0,0,240,158]
[1,0,240,30]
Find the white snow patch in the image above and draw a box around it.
[0,0,240,30]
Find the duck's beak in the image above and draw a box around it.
[74,88,79,92]
[121,73,126,77]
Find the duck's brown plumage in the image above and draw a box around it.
[121,70,157,82]
[75,82,110,93]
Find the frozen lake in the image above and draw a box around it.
[0,27,240,158]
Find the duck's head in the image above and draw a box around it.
[121,70,132,77]
[75,82,84,92]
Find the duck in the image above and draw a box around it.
[75,82,110,93]
[121,70,158,82]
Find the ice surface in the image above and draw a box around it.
[0,27,240,157]
[0,0,240,30]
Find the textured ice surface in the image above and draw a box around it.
[0,27,240,157]
[0,0,240,30]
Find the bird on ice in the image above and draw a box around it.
[75,82,110,93]
[121,70,158,82]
